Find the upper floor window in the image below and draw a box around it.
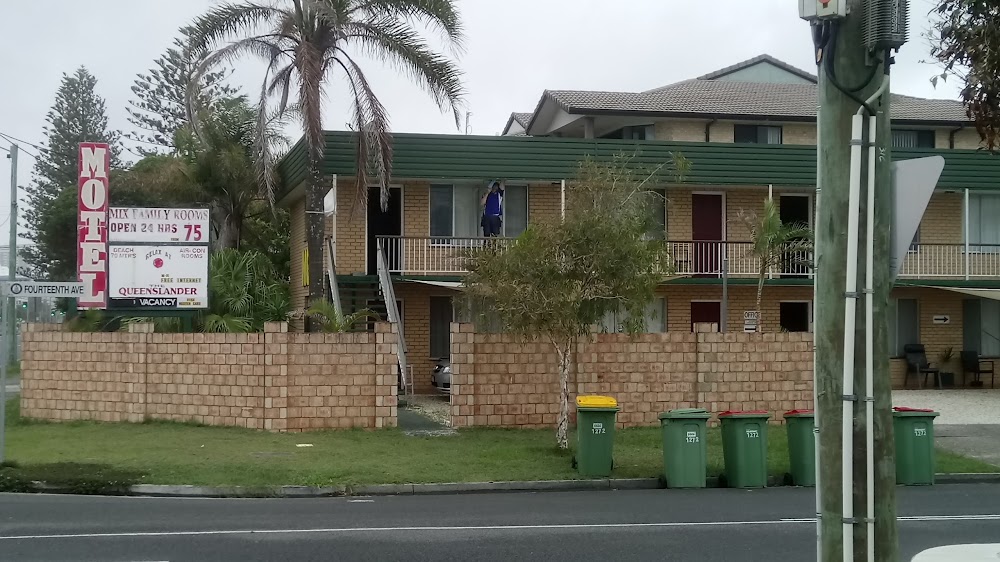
[967,193,1000,251]
[601,125,654,140]
[430,184,528,239]
[892,129,935,149]
[734,124,783,144]
[645,188,667,240]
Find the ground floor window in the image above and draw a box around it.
[600,297,667,333]
[963,298,1000,356]
[779,301,812,333]
[888,298,919,356]
[429,296,453,359]
[690,301,721,332]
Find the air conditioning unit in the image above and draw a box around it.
[863,0,909,50]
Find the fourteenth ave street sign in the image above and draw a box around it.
[0,281,86,298]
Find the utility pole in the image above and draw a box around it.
[5,143,15,363]
[809,0,901,559]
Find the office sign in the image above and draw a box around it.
[109,207,210,244]
[743,310,759,333]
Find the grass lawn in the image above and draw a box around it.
[3,399,996,489]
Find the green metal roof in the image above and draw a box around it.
[276,131,1000,203]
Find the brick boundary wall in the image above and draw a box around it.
[20,321,398,432]
[450,323,813,429]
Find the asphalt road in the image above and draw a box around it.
[2,485,1000,561]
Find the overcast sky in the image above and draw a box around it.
[0,0,957,244]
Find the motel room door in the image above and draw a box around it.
[692,193,724,277]
[691,301,722,332]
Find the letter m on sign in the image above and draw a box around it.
[77,142,110,309]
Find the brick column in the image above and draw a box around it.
[449,322,475,428]
[263,321,289,431]
[125,322,152,422]
[374,322,398,428]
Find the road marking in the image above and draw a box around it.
[348,499,375,503]
[3,515,1000,541]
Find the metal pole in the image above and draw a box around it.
[721,257,729,332]
[0,295,7,465]
[6,143,16,364]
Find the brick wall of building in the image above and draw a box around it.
[20,322,398,431]
[783,124,815,145]
[449,323,813,429]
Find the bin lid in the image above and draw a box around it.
[659,408,711,420]
[893,406,940,417]
[576,395,618,409]
[718,410,770,418]
[784,409,815,417]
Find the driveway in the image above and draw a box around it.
[894,389,1000,468]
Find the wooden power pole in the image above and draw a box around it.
[814,0,898,559]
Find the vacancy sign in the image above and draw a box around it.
[77,143,110,309]
[109,208,210,244]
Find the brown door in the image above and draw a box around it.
[779,195,810,278]
[691,301,722,332]
[692,194,723,276]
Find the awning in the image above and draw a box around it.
[403,279,464,290]
[916,286,1000,301]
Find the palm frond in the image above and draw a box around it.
[331,48,393,212]
[351,0,465,48]
[187,3,288,52]
[342,18,466,127]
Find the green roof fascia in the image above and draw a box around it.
[276,131,1000,203]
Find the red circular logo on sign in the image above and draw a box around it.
[153,258,164,268]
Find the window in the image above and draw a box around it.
[888,298,919,356]
[909,225,920,252]
[734,124,783,144]
[429,296,453,359]
[601,125,654,140]
[892,130,935,149]
[967,194,1000,251]
[600,297,667,333]
[646,188,667,240]
[429,184,529,239]
[779,302,812,333]
[963,299,1000,356]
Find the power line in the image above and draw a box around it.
[0,134,39,160]
[0,131,45,154]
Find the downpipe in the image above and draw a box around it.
[841,113,864,562]
[813,105,823,562]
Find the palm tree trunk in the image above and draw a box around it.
[300,56,327,330]
[756,263,766,332]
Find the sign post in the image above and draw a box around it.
[0,281,84,464]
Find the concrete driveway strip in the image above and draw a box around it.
[2,485,1000,561]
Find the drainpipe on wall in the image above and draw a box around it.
[965,188,970,280]
[949,125,965,149]
[704,119,717,142]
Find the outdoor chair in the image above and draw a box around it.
[903,344,941,389]
[961,350,996,389]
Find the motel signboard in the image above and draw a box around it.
[76,143,210,311]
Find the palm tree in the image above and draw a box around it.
[737,196,813,331]
[187,1,466,323]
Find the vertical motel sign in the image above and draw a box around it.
[77,143,110,309]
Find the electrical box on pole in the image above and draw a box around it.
[863,0,910,50]
[799,0,847,21]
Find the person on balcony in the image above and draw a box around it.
[480,179,504,237]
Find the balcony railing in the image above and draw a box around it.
[375,237,1000,280]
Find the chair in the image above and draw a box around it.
[961,350,996,389]
[903,344,941,389]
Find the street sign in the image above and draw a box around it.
[891,156,945,282]
[0,281,85,298]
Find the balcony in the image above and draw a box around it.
[374,237,1000,281]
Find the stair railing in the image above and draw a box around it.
[376,238,411,396]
